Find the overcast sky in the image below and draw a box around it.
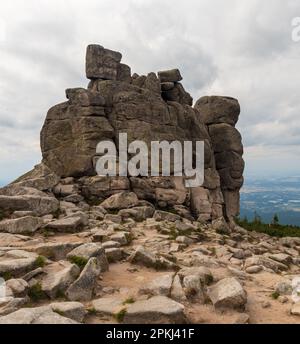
[0,0,299,184]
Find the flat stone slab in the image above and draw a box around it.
[124,296,186,324]
[0,306,78,324]
[0,249,38,277]
[0,216,43,234]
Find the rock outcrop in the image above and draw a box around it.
[37,44,244,222]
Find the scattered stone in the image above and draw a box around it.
[45,215,86,233]
[291,303,300,316]
[0,250,38,277]
[140,273,174,297]
[6,279,29,297]
[92,297,124,317]
[41,261,80,299]
[105,248,123,263]
[170,275,187,302]
[153,210,181,222]
[124,296,186,324]
[66,258,100,301]
[178,267,213,285]
[50,301,86,322]
[208,277,247,310]
[101,192,139,210]
[0,306,78,324]
[245,265,262,274]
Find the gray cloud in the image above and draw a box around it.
[0,0,300,183]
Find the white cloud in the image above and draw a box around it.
[0,0,300,183]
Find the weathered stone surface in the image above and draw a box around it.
[0,216,43,234]
[170,275,187,302]
[41,101,114,177]
[66,258,100,301]
[162,82,193,106]
[124,296,186,324]
[50,301,86,322]
[92,296,124,317]
[6,279,29,297]
[30,242,81,260]
[9,163,60,191]
[46,215,86,233]
[0,250,38,277]
[244,256,288,272]
[86,44,122,80]
[153,210,181,222]
[0,297,28,316]
[37,45,246,222]
[105,247,123,262]
[119,206,154,222]
[41,261,80,299]
[140,273,174,297]
[209,124,243,155]
[0,193,59,216]
[178,267,213,286]
[158,69,182,83]
[0,306,78,324]
[291,303,300,316]
[208,277,247,310]
[67,243,109,272]
[195,96,240,126]
[101,192,139,210]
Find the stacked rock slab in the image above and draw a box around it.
[39,44,244,222]
[194,96,244,220]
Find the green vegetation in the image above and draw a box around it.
[87,307,97,315]
[33,256,47,268]
[113,308,127,323]
[55,289,66,299]
[28,283,47,302]
[123,297,135,305]
[271,291,280,300]
[2,272,12,281]
[68,256,88,270]
[208,247,217,256]
[236,213,300,238]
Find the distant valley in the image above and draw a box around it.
[240,176,300,226]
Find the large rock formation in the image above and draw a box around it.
[39,44,244,222]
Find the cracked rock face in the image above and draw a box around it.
[39,44,244,221]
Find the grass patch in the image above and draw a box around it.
[208,247,217,256]
[33,256,47,269]
[41,229,54,238]
[2,272,12,281]
[55,289,66,299]
[28,283,47,302]
[113,308,127,323]
[69,256,88,270]
[123,297,135,305]
[87,307,97,315]
[168,226,179,240]
[271,291,280,300]
[236,216,300,238]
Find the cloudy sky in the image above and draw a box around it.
[0,0,299,184]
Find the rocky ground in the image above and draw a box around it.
[1,185,300,324]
